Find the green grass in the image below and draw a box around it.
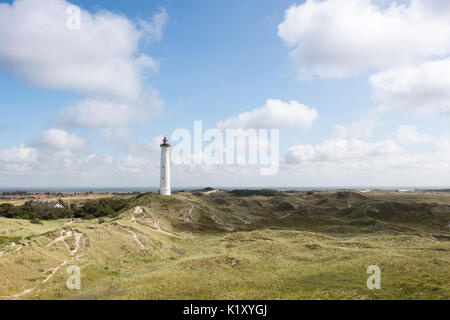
[0,236,22,247]
[0,217,65,239]
[26,229,449,300]
[0,190,449,300]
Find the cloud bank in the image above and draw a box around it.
[218,99,318,130]
[278,0,450,78]
[0,0,167,128]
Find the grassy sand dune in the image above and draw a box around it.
[0,190,449,300]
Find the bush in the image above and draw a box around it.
[30,218,43,225]
[228,189,285,197]
[0,197,129,221]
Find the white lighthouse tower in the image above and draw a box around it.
[160,137,171,196]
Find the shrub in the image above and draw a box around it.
[0,197,129,221]
[228,189,285,197]
[30,218,43,225]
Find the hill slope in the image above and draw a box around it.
[0,190,449,300]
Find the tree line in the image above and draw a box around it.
[0,198,129,222]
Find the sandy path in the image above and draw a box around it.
[42,260,69,284]
[120,226,145,249]
[71,232,83,257]
[153,220,181,238]
[47,231,73,249]
[132,207,181,238]
[42,230,83,284]
[0,242,30,258]
[1,223,84,299]
[134,206,144,214]
[211,215,234,232]
[64,220,74,227]
[2,288,34,299]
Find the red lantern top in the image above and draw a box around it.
[161,137,170,147]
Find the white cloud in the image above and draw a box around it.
[278,0,450,78]
[217,99,318,130]
[138,7,169,43]
[1,134,450,187]
[284,138,403,165]
[30,129,86,150]
[371,59,450,115]
[0,0,167,128]
[135,54,160,75]
[334,117,378,139]
[396,125,434,144]
[332,124,348,139]
[435,139,450,158]
[279,132,450,186]
[281,137,450,186]
[127,135,164,156]
[348,118,377,139]
[0,145,37,163]
[55,90,162,128]
[0,146,37,177]
[0,0,144,99]
[0,141,158,184]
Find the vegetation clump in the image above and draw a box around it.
[228,189,285,197]
[0,198,128,221]
[0,190,449,300]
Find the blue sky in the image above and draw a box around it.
[0,0,373,147]
[0,0,450,187]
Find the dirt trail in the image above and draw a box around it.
[42,229,84,283]
[1,220,84,299]
[64,220,74,228]
[0,242,30,258]
[2,288,34,299]
[13,243,29,253]
[47,230,73,249]
[71,232,83,257]
[120,226,145,249]
[134,206,144,214]
[1,256,71,299]
[42,260,69,284]
[153,222,180,237]
[132,207,181,238]
[211,215,234,232]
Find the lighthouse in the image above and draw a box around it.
[160,137,171,196]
